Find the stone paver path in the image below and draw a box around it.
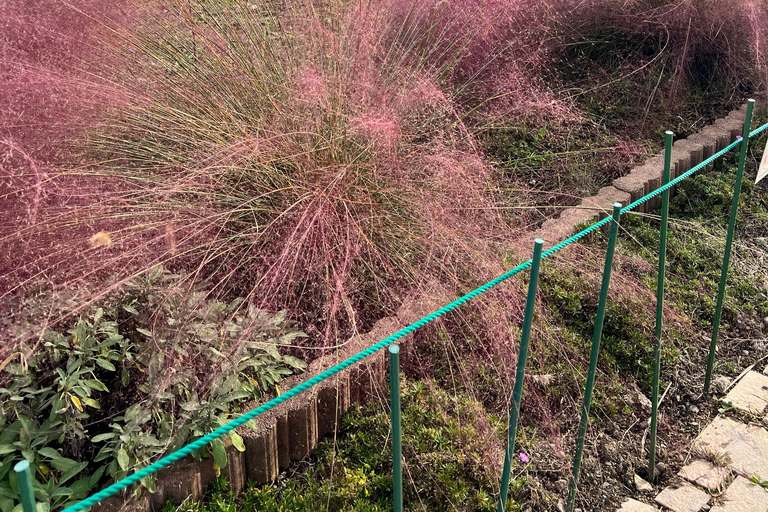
[617,371,768,512]
[654,484,710,512]
[678,460,730,492]
[723,371,768,414]
[710,476,768,512]
[618,498,660,511]
[694,416,768,478]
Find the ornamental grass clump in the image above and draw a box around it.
[49,0,549,343]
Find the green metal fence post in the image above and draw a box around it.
[14,460,37,512]
[389,344,403,512]
[703,99,755,397]
[497,238,544,512]
[566,203,622,512]
[648,131,673,482]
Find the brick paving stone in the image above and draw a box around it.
[678,459,731,492]
[710,476,768,512]
[724,371,768,414]
[694,416,768,478]
[655,484,710,512]
[617,498,660,511]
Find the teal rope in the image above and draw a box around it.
[751,123,768,138]
[61,121,768,512]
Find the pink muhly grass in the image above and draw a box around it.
[3,0,766,441]
[295,69,330,103]
[0,0,136,317]
[550,0,767,104]
[33,0,531,348]
[0,140,45,226]
[349,112,402,154]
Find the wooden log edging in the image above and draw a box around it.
[533,104,749,247]
[91,295,439,512]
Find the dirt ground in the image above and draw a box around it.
[524,320,767,511]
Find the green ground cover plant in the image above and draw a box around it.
[523,128,768,426]
[613,127,768,333]
[523,125,768,428]
[161,380,523,512]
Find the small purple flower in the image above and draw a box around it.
[519,453,530,463]
[737,135,743,140]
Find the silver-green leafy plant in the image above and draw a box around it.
[0,266,306,511]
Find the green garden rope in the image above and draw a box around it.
[61,121,768,512]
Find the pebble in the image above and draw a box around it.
[637,392,652,411]
[689,405,700,414]
[737,320,747,330]
[763,317,768,326]
[634,474,653,492]
[712,375,732,394]
[742,350,750,356]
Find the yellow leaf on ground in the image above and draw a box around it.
[89,231,112,248]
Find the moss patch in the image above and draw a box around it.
[163,381,523,512]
